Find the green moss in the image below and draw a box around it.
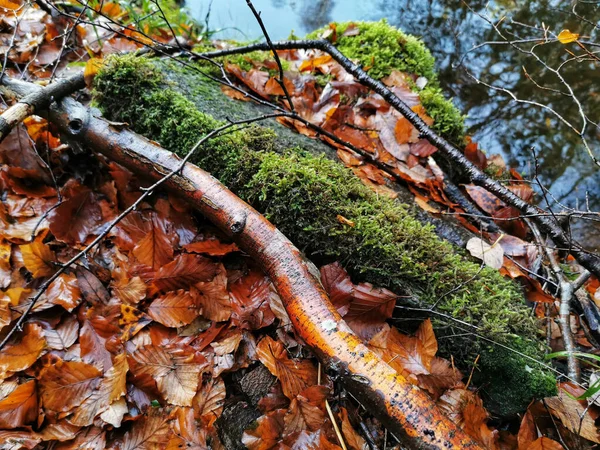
[93,55,556,416]
[308,20,437,81]
[419,87,465,143]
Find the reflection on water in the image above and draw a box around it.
[187,0,600,249]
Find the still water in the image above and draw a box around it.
[187,0,600,249]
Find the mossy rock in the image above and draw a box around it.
[92,54,556,416]
[307,20,466,143]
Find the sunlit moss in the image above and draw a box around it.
[93,54,556,416]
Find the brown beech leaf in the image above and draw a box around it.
[256,336,318,399]
[120,408,170,450]
[0,430,41,449]
[526,437,564,450]
[130,345,205,406]
[49,183,103,244]
[339,407,366,450]
[46,273,81,311]
[464,141,487,170]
[53,426,106,450]
[0,380,38,429]
[21,238,55,278]
[545,387,600,444]
[120,304,152,341]
[368,323,430,376]
[132,217,174,270]
[345,283,397,341]
[286,429,342,449]
[44,314,79,350]
[76,267,110,305]
[193,267,232,323]
[147,290,201,328]
[0,323,46,378]
[0,295,10,331]
[194,377,226,427]
[111,274,147,304]
[417,357,463,399]
[80,318,116,372]
[394,116,419,144]
[283,386,328,438]
[242,409,285,450]
[518,407,537,450]
[168,407,208,449]
[320,262,354,314]
[70,353,128,426]
[184,239,240,256]
[229,268,276,330]
[150,254,218,294]
[38,420,81,442]
[39,359,102,412]
[464,184,504,215]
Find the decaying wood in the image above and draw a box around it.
[1,77,482,449]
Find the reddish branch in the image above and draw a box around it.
[2,77,482,449]
[197,40,600,279]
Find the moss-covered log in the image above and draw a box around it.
[93,53,555,416]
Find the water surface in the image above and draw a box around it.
[187,0,600,249]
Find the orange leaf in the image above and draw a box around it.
[184,239,239,256]
[0,380,38,428]
[339,407,366,450]
[46,273,81,311]
[119,304,152,341]
[194,377,226,427]
[21,238,55,278]
[132,218,174,270]
[256,336,317,399]
[229,268,277,330]
[394,117,419,145]
[150,254,218,294]
[557,29,579,44]
[147,290,201,328]
[129,345,205,406]
[527,437,564,450]
[111,274,147,304]
[368,324,430,376]
[84,57,104,87]
[320,262,354,314]
[242,410,285,450]
[517,407,537,450]
[70,353,128,426]
[39,359,102,412]
[0,323,46,378]
[0,0,20,10]
[119,408,170,450]
[193,266,232,322]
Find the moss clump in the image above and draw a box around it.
[308,20,437,81]
[307,20,465,142]
[93,55,556,416]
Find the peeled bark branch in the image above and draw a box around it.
[0,73,85,143]
[198,40,600,279]
[2,78,482,449]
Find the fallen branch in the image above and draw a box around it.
[0,73,85,143]
[2,77,483,449]
[197,40,600,279]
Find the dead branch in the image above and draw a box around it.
[1,77,483,450]
[0,73,85,143]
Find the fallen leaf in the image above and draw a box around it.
[526,437,564,449]
[0,380,37,428]
[150,254,218,294]
[147,290,202,328]
[0,323,46,379]
[20,238,55,278]
[466,237,504,269]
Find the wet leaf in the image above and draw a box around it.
[256,336,317,399]
[0,380,37,428]
[184,239,239,256]
[20,238,55,278]
[49,184,103,244]
[46,273,81,311]
[39,359,102,412]
[229,268,276,330]
[120,408,170,450]
[132,217,174,270]
[193,267,232,322]
[130,345,205,406]
[150,254,218,294]
[147,290,202,328]
[526,437,564,450]
[0,323,46,379]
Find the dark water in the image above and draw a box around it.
[187,0,600,250]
